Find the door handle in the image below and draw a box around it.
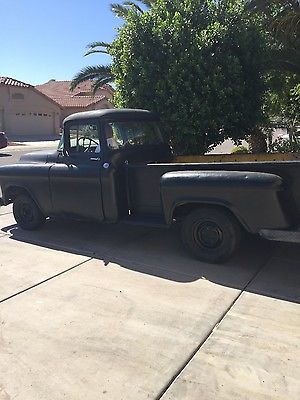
[90,157,101,161]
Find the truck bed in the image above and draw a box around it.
[127,161,300,223]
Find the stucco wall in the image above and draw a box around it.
[0,85,61,136]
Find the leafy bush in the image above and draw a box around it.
[231,145,249,154]
[110,0,268,155]
[270,137,300,153]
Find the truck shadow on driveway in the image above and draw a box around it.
[2,218,299,304]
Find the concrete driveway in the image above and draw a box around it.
[0,206,299,400]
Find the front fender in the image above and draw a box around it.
[0,163,52,214]
[160,170,290,233]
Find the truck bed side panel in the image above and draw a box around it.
[127,161,300,224]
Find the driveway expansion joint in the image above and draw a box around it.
[0,211,13,217]
[0,257,93,304]
[155,254,272,400]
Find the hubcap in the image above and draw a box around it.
[196,221,223,248]
[20,203,34,222]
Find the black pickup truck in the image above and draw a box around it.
[0,109,299,263]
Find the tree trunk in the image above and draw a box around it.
[248,128,267,153]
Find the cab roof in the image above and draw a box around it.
[63,108,159,124]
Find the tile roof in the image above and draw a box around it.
[35,80,113,108]
[51,95,106,108]
[0,76,62,108]
[0,77,32,88]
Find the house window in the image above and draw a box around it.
[12,93,24,100]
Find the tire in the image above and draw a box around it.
[13,194,46,230]
[181,207,241,263]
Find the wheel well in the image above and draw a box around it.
[5,186,46,216]
[173,203,245,230]
[5,186,32,203]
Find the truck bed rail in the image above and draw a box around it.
[174,153,300,164]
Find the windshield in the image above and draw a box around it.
[104,121,163,150]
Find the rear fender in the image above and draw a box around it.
[160,170,290,233]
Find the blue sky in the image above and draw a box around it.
[1,0,122,85]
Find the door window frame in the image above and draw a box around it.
[62,118,104,158]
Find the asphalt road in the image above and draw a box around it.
[0,142,58,166]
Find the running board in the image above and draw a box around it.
[260,229,300,244]
[119,216,169,229]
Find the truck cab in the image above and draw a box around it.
[53,110,171,222]
[47,109,171,223]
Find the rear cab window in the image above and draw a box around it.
[104,121,163,150]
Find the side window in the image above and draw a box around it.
[68,123,100,153]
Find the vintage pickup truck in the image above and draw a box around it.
[0,109,299,263]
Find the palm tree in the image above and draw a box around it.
[246,1,300,152]
[247,0,300,76]
[70,1,156,93]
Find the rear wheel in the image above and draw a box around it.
[181,207,241,263]
[13,194,46,230]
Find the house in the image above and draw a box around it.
[0,77,62,137]
[35,80,114,123]
[0,76,114,138]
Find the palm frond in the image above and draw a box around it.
[70,65,112,92]
[85,41,111,55]
[85,49,109,56]
[110,3,131,18]
[272,11,300,40]
[86,41,111,49]
[91,77,115,94]
[111,0,152,18]
[123,1,144,14]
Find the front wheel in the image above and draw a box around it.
[181,207,241,263]
[13,194,46,230]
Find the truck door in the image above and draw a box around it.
[49,119,104,221]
